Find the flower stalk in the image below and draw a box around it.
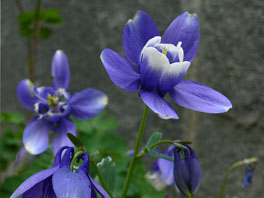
[121,106,149,198]
[220,157,258,198]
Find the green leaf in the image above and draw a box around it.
[146,132,162,148]
[97,156,116,192]
[0,112,25,124]
[7,112,24,124]
[17,12,34,25]
[39,9,63,24]
[67,133,84,148]
[39,26,53,39]
[19,25,33,37]
[148,149,174,162]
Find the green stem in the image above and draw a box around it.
[136,140,189,159]
[29,0,41,82]
[90,157,114,198]
[220,157,258,198]
[70,151,84,171]
[136,140,174,159]
[121,106,149,198]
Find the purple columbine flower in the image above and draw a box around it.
[174,145,202,197]
[150,146,175,188]
[101,11,232,119]
[17,50,108,155]
[11,146,110,198]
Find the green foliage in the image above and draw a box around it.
[67,133,84,149]
[0,112,25,171]
[97,157,117,192]
[145,132,174,162]
[39,9,63,24]
[17,9,63,39]
[148,149,174,162]
[146,132,162,147]
[0,111,166,197]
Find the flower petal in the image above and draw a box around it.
[22,181,43,198]
[173,149,191,195]
[70,88,108,120]
[10,166,58,198]
[186,153,202,193]
[52,167,91,198]
[91,188,98,198]
[23,117,53,155]
[139,89,178,119]
[157,158,174,185]
[43,177,57,198]
[53,146,70,167]
[60,147,74,168]
[90,177,110,198]
[123,11,159,65]
[140,47,169,90]
[158,61,191,96]
[161,12,200,62]
[53,118,76,155]
[16,79,37,110]
[101,49,141,92]
[170,80,232,113]
[52,50,70,90]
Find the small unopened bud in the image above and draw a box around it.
[173,145,202,197]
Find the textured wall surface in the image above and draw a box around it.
[2,0,264,197]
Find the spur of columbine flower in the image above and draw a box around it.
[101,11,232,119]
[11,146,110,198]
[17,50,108,155]
[174,145,202,197]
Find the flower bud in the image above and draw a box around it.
[173,145,202,197]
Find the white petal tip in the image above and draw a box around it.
[56,49,63,54]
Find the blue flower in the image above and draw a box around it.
[173,145,202,197]
[17,50,108,155]
[242,167,254,188]
[11,146,110,198]
[101,11,232,119]
[151,146,175,188]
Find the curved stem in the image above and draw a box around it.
[121,106,149,198]
[136,140,189,159]
[70,151,84,171]
[90,157,114,198]
[220,157,258,198]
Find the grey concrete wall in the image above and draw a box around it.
[2,0,264,197]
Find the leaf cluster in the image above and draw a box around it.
[17,9,63,39]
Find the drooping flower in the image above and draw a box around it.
[17,50,108,155]
[101,11,232,119]
[11,146,110,198]
[173,145,202,197]
[242,161,255,188]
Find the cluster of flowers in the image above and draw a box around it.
[13,10,234,198]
